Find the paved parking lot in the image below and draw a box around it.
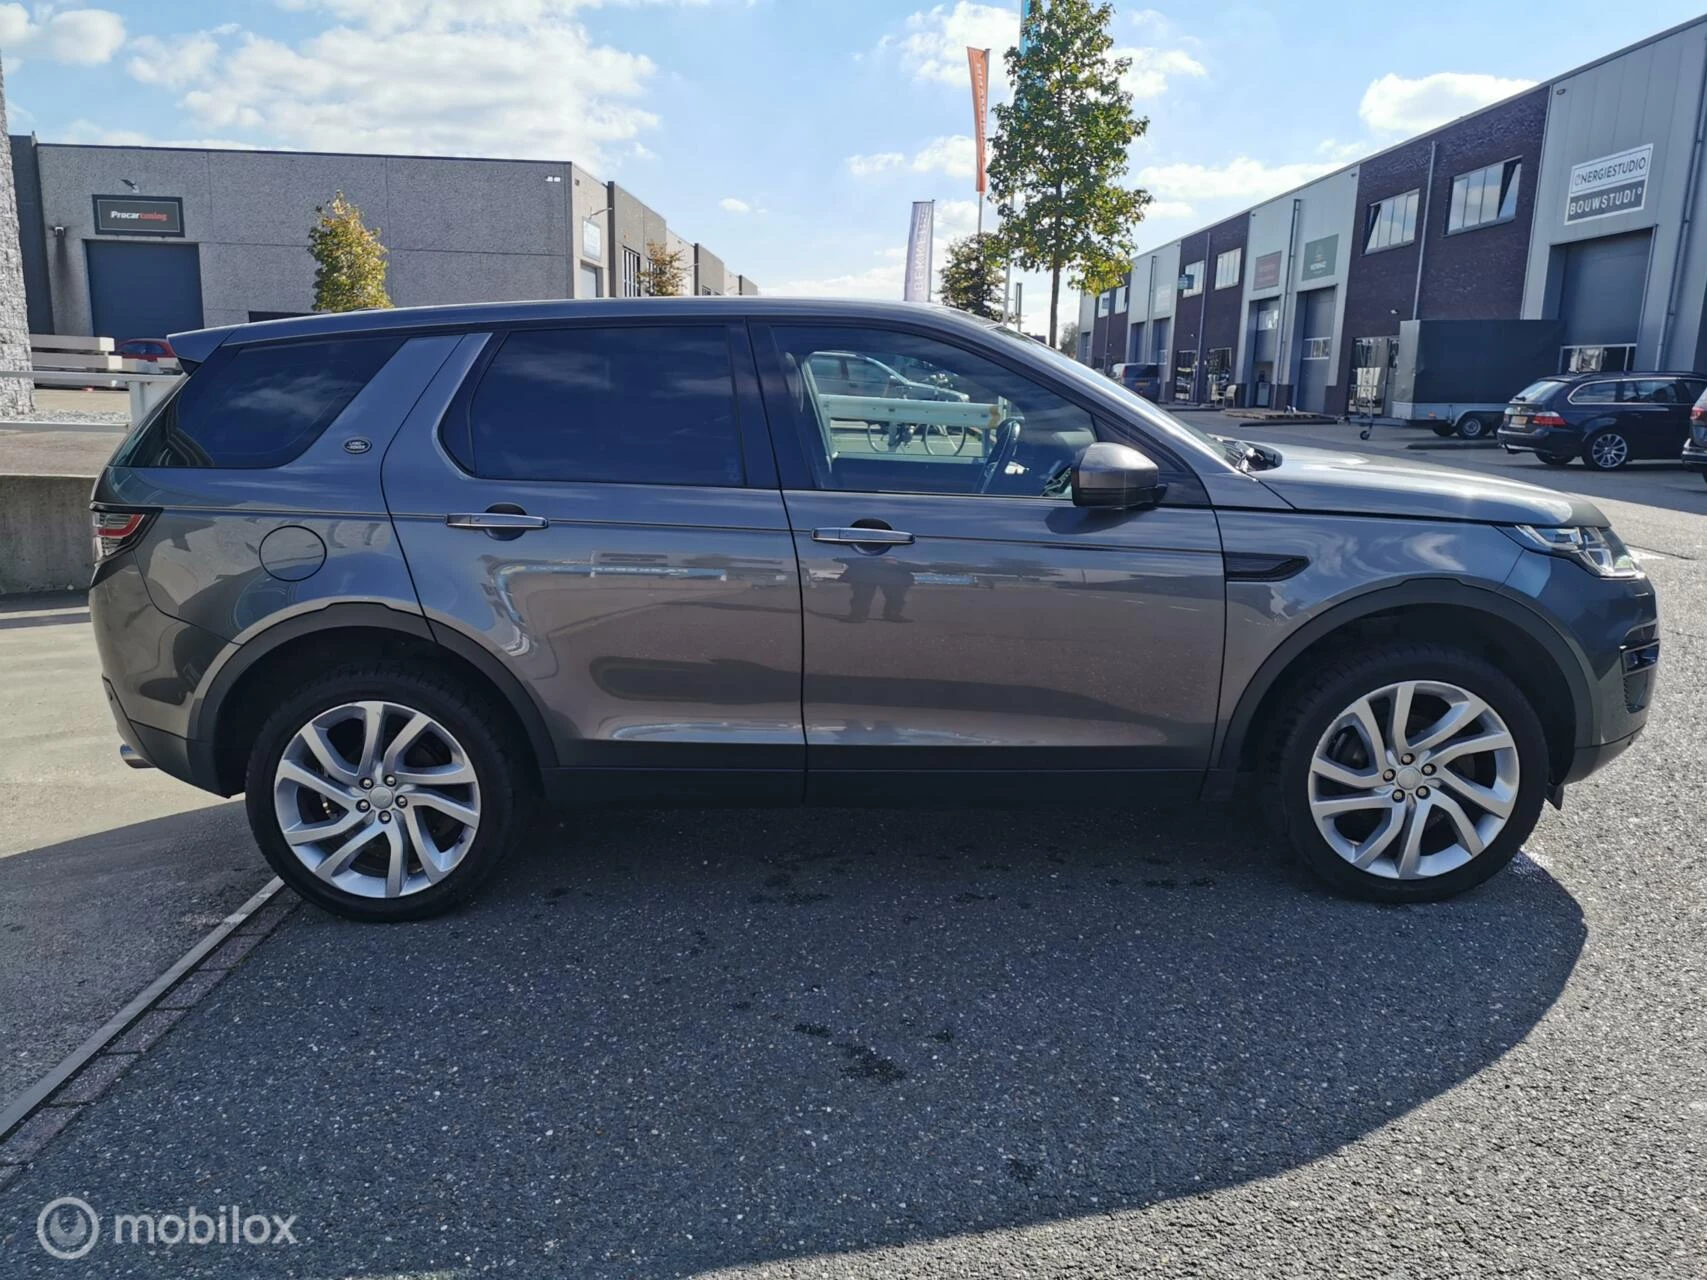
[0,428,1703,1276]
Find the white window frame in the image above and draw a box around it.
[621,246,643,298]
[1448,159,1521,234]
[1214,248,1241,290]
[1180,261,1205,298]
[1364,189,1420,253]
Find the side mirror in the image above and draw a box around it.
[1072,441,1165,510]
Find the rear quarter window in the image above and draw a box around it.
[1568,381,1620,405]
[115,336,402,468]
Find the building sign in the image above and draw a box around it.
[582,217,603,262]
[1299,235,1337,282]
[1253,250,1282,290]
[92,195,184,237]
[1565,143,1652,224]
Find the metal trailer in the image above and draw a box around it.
[1351,318,1564,439]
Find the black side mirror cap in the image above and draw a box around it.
[1071,441,1166,510]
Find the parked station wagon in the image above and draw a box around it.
[91,299,1658,920]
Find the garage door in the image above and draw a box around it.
[1294,286,1336,413]
[1557,230,1650,347]
[86,241,203,340]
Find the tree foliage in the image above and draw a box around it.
[308,192,392,313]
[644,240,689,297]
[987,0,1149,344]
[937,232,1007,320]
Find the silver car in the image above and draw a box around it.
[90,299,1659,920]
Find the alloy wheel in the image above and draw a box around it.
[1306,680,1519,880]
[272,700,481,899]
[1589,432,1629,469]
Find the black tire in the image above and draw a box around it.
[1537,452,1574,467]
[244,663,533,922]
[1430,423,1456,438]
[1265,643,1549,904]
[1455,413,1491,440]
[1583,429,1631,471]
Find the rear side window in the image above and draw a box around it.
[116,336,402,468]
[453,325,741,486]
[1513,379,1563,402]
[1569,381,1620,405]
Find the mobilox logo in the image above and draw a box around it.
[36,1196,300,1258]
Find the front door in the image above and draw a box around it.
[382,320,803,802]
[753,321,1226,804]
[1621,377,1699,459]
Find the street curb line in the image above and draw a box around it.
[0,877,292,1161]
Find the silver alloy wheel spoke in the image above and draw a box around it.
[273,700,481,900]
[1307,678,1520,881]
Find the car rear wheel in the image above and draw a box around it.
[1537,452,1574,466]
[1268,644,1548,903]
[245,664,531,922]
[1584,430,1631,470]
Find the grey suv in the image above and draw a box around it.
[90,299,1659,921]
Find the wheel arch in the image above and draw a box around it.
[1219,581,1592,787]
[193,603,556,795]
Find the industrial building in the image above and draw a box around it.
[1079,14,1705,416]
[6,140,757,340]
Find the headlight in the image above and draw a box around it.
[1508,524,1642,578]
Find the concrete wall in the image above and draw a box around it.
[695,244,727,295]
[0,474,92,593]
[568,165,608,298]
[1523,18,1707,368]
[25,144,746,331]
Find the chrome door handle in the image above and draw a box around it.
[446,512,549,531]
[811,527,914,546]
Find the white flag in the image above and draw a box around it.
[903,201,935,302]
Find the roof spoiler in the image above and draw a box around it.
[167,324,237,371]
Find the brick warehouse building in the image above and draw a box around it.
[5,142,758,340]
[1080,15,1707,416]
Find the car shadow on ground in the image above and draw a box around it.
[0,804,1585,1277]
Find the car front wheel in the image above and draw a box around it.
[244,664,530,921]
[1269,644,1548,902]
[1584,430,1631,470]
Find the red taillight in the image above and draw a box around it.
[1693,405,1705,422]
[91,509,153,560]
[1529,412,1567,427]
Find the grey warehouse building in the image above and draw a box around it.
[7,140,758,340]
[1080,14,1707,415]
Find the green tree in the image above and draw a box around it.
[988,0,1149,346]
[308,192,392,312]
[644,240,688,296]
[937,232,1008,320]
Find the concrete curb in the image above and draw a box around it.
[1403,439,1502,451]
[0,879,295,1190]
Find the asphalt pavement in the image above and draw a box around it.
[0,422,1702,1276]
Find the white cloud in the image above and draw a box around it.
[719,196,751,213]
[910,134,975,178]
[127,32,222,88]
[1115,46,1205,100]
[881,1,1018,86]
[0,4,127,64]
[1143,199,1195,220]
[769,260,905,300]
[847,151,906,177]
[1358,71,1534,135]
[1137,155,1340,203]
[119,4,663,167]
[935,197,982,240]
[60,121,262,149]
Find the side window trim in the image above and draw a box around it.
[439,318,753,488]
[748,318,1207,506]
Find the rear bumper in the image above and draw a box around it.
[1682,440,1707,471]
[102,676,222,791]
[1497,425,1582,455]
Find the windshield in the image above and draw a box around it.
[987,325,1233,469]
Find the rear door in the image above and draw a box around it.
[381,320,804,803]
[1621,378,1691,458]
[752,319,1226,805]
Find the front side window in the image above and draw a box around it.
[1180,261,1205,297]
[1365,189,1420,252]
[1214,248,1241,289]
[1448,160,1521,233]
[115,336,402,469]
[768,325,1099,499]
[1627,378,1682,404]
[454,325,741,486]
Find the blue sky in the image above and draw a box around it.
[1,0,1701,331]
